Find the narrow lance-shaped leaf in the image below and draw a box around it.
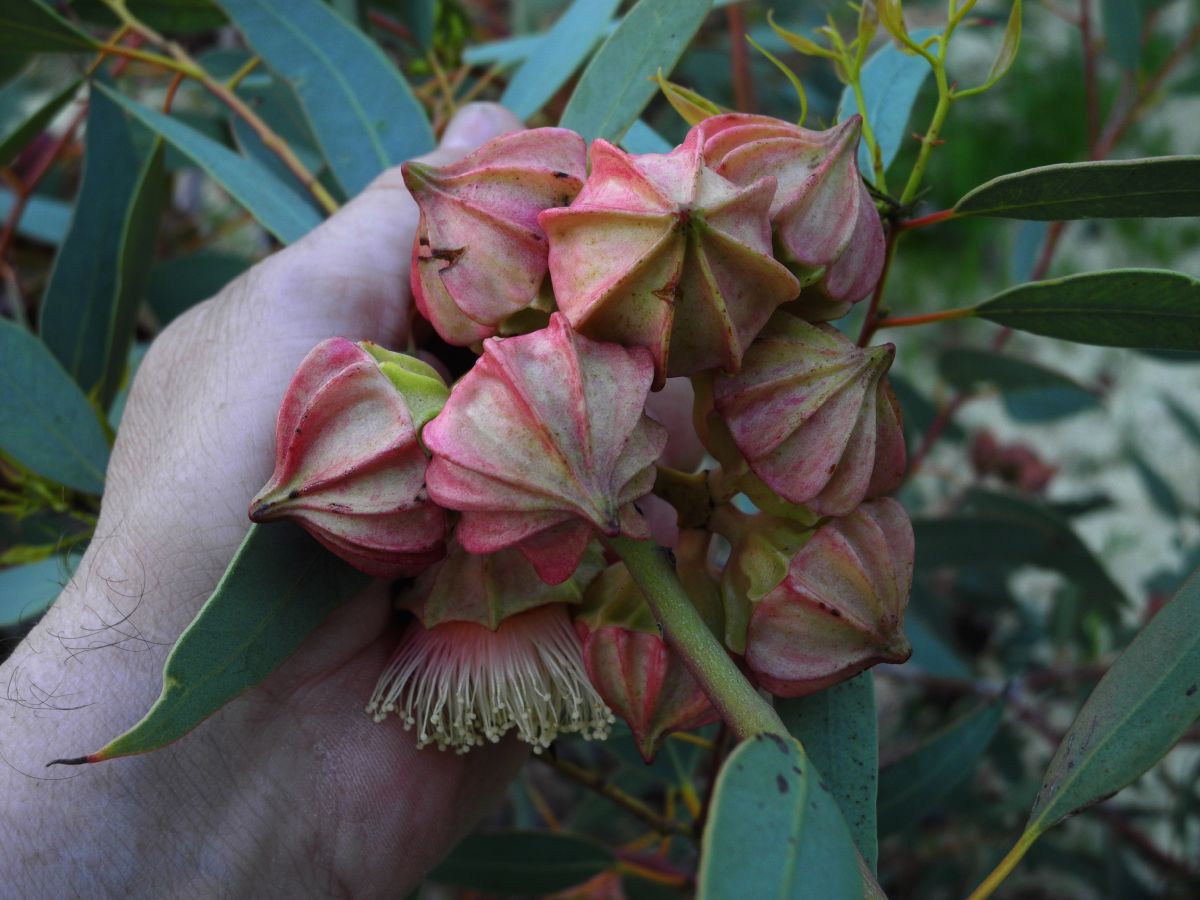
[972,269,1200,350]
[500,0,621,121]
[0,318,110,494]
[976,568,1200,890]
[216,0,433,196]
[559,0,712,143]
[0,554,80,629]
[779,673,880,871]
[0,188,71,244]
[957,0,1022,96]
[0,74,82,168]
[1101,0,1140,71]
[956,157,1200,219]
[938,346,1100,421]
[837,28,937,183]
[95,84,323,244]
[429,832,614,894]
[41,84,160,404]
[1,0,100,53]
[51,524,369,764]
[699,734,863,899]
[877,697,1005,836]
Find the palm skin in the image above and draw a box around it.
[0,104,529,900]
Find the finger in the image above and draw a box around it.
[255,103,524,349]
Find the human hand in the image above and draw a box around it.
[0,103,529,900]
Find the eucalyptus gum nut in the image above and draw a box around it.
[580,622,719,762]
[745,498,914,698]
[401,541,603,631]
[698,113,886,305]
[539,132,800,388]
[714,311,906,517]
[404,128,587,344]
[423,314,667,585]
[720,519,814,653]
[249,337,448,578]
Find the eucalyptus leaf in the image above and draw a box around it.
[42,86,165,409]
[95,84,323,244]
[0,188,71,244]
[1026,567,1200,835]
[837,28,937,184]
[974,269,1200,351]
[501,0,621,121]
[75,524,369,762]
[560,0,712,143]
[877,698,1005,835]
[1101,0,1141,71]
[0,555,79,628]
[779,674,879,871]
[147,251,252,326]
[938,346,1100,421]
[699,734,863,899]
[429,831,614,895]
[216,0,433,196]
[0,319,110,494]
[956,157,1200,219]
[0,74,81,168]
[620,119,673,154]
[1,0,99,53]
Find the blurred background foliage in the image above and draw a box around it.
[2,1,1200,897]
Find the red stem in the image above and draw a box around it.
[856,228,898,346]
[726,6,756,113]
[899,208,957,231]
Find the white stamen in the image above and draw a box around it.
[366,603,614,754]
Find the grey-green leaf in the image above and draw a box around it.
[0,73,81,168]
[147,251,252,326]
[938,346,1100,421]
[95,83,322,244]
[0,555,79,628]
[1,0,99,53]
[42,86,165,407]
[955,157,1200,219]
[699,733,863,899]
[779,673,879,871]
[1101,0,1140,71]
[216,0,433,196]
[877,698,1005,836]
[974,269,1200,351]
[80,524,369,761]
[0,188,71,244]
[501,0,620,121]
[559,0,712,143]
[1028,567,1200,834]
[429,832,614,895]
[0,318,109,494]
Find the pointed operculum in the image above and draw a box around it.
[538,135,799,388]
[423,314,667,585]
[249,338,448,578]
[745,498,914,697]
[401,540,604,631]
[403,128,587,345]
[698,113,886,305]
[713,311,906,517]
[575,561,718,761]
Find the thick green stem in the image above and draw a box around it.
[899,58,952,205]
[605,535,785,740]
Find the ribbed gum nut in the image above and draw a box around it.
[580,623,719,762]
[249,338,448,578]
[405,128,587,345]
[745,498,914,697]
[402,541,604,631]
[538,131,800,388]
[714,311,906,517]
[423,313,668,585]
[575,560,718,761]
[720,518,814,654]
[698,113,886,305]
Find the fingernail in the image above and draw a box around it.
[440,102,524,151]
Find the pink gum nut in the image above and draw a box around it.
[404,128,587,345]
[249,338,446,578]
[698,114,886,306]
[746,498,914,697]
[714,311,906,517]
[538,131,800,388]
[423,314,668,585]
[579,623,718,762]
